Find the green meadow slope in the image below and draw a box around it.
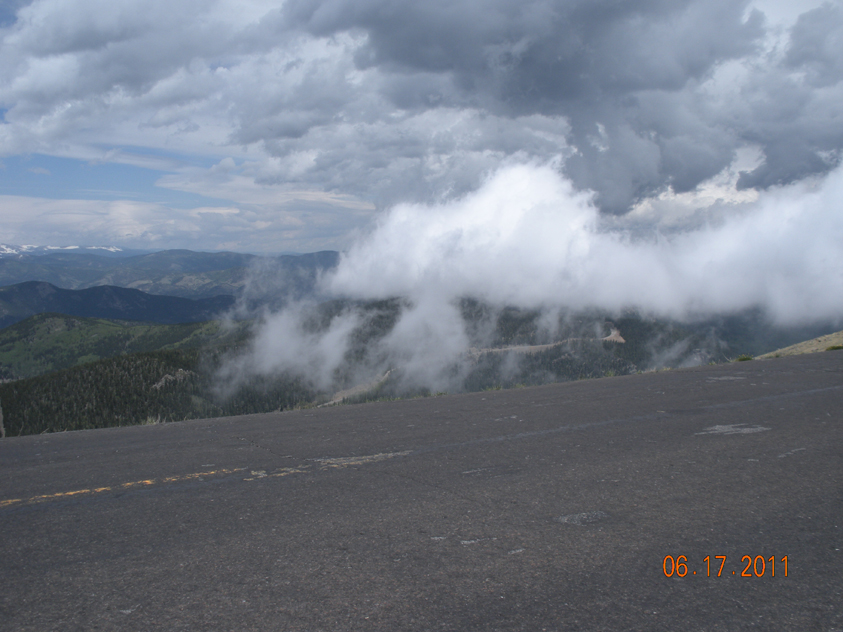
[757,329,843,358]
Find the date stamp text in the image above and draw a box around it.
[663,555,788,578]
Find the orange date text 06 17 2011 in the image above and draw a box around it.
[662,555,788,578]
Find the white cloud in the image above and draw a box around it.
[223,156,843,390]
[327,161,843,324]
[227,159,842,394]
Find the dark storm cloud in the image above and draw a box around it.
[279,0,777,211]
[736,2,843,189]
[785,2,843,87]
[282,0,757,92]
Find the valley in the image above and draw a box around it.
[0,246,840,438]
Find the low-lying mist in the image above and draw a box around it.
[217,161,843,402]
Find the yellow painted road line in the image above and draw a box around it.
[1,467,246,508]
[1,451,411,508]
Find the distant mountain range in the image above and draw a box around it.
[0,248,340,299]
[0,244,145,257]
[0,281,236,329]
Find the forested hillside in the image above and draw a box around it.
[0,314,250,380]
[0,349,314,436]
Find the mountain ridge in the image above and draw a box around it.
[0,281,236,329]
[0,248,340,299]
[0,244,138,257]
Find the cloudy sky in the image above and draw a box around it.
[0,0,841,254]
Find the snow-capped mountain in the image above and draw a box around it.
[0,244,127,257]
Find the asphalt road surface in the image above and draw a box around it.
[1,353,841,631]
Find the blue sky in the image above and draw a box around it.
[0,0,841,257]
[0,152,225,206]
